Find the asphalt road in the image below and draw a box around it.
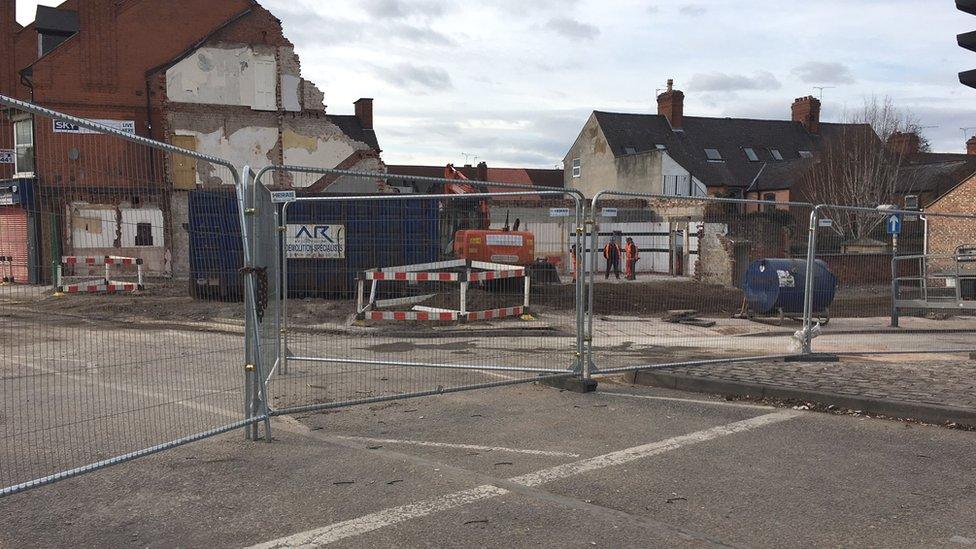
[1,380,974,548]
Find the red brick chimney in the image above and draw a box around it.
[0,0,16,97]
[657,79,684,131]
[354,98,373,130]
[476,161,488,181]
[968,136,976,156]
[887,131,920,156]
[792,96,821,135]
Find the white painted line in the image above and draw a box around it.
[249,410,800,548]
[335,436,580,458]
[510,410,798,487]
[599,391,777,410]
[249,485,510,549]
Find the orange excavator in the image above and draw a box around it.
[441,164,559,284]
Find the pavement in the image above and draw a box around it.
[2,381,975,548]
[621,357,976,428]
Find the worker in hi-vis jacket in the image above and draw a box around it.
[603,236,621,280]
[624,237,640,280]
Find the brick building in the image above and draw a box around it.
[924,173,976,257]
[0,0,382,281]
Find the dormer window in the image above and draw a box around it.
[770,149,784,161]
[623,147,637,155]
[743,148,759,162]
[798,150,813,158]
[704,148,723,162]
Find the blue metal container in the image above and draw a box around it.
[742,259,837,315]
[187,191,440,300]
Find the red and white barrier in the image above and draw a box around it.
[357,259,531,322]
[61,282,140,294]
[56,255,144,294]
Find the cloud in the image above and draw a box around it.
[545,17,600,40]
[688,71,782,92]
[679,4,706,16]
[791,62,856,84]
[646,5,660,14]
[385,22,456,46]
[372,63,453,91]
[361,0,445,19]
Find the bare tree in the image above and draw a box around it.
[798,96,923,241]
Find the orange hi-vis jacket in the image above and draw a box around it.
[625,242,639,260]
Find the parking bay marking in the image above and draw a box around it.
[248,410,800,548]
[335,436,580,458]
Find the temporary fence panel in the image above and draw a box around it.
[585,191,815,376]
[253,167,585,417]
[803,204,976,357]
[0,95,257,497]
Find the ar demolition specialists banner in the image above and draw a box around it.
[286,224,345,259]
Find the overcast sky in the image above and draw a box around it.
[16,0,976,167]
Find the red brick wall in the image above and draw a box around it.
[926,174,976,257]
[816,253,919,287]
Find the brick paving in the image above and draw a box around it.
[660,358,976,411]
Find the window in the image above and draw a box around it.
[769,148,783,161]
[763,192,776,213]
[905,195,920,211]
[571,158,581,178]
[655,144,668,150]
[135,222,154,247]
[704,148,723,161]
[13,118,35,177]
[798,150,813,158]
[623,147,637,155]
[743,148,759,162]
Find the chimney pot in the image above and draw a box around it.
[792,96,821,135]
[476,161,488,181]
[657,79,684,131]
[354,98,373,130]
[967,136,976,156]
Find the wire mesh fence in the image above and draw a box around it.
[584,192,815,375]
[804,204,976,356]
[0,95,256,496]
[252,167,584,416]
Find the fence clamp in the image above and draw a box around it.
[244,208,256,215]
[244,363,255,372]
[277,226,287,233]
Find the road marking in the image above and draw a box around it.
[335,436,580,458]
[599,391,777,410]
[249,410,799,548]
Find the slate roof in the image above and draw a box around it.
[896,157,976,196]
[34,6,79,35]
[591,111,871,191]
[326,115,381,152]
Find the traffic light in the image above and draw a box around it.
[960,1,976,88]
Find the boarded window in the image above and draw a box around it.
[252,58,277,111]
[171,135,197,190]
[135,222,153,246]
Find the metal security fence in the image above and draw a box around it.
[801,204,976,356]
[251,166,587,418]
[583,190,816,375]
[0,95,260,496]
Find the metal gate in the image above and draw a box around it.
[0,94,259,496]
[584,190,816,376]
[249,166,588,421]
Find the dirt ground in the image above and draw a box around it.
[0,278,922,325]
